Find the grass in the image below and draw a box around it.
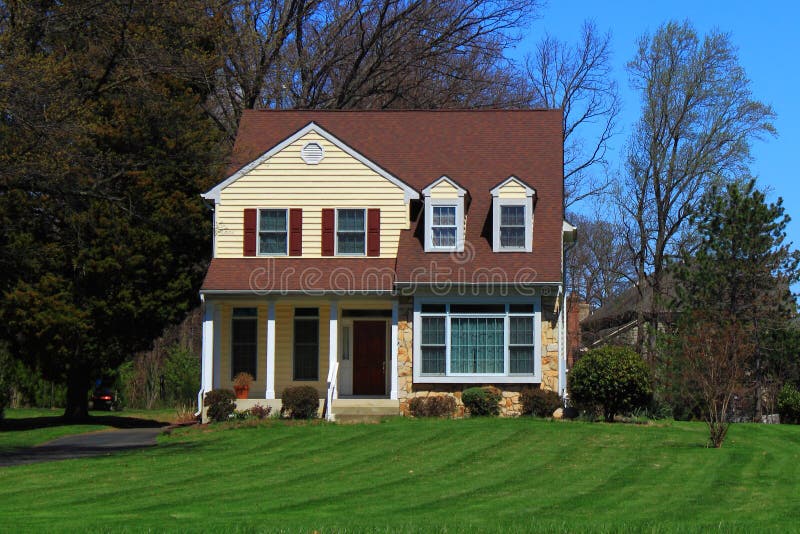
[0,408,175,452]
[1,417,799,532]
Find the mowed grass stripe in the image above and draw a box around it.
[1,418,799,532]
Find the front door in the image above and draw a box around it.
[353,320,386,395]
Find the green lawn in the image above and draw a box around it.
[1,417,799,532]
[0,408,174,452]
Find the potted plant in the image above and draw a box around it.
[232,372,254,399]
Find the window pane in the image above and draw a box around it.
[421,347,446,374]
[432,227,456,247]
[510,347,535,374]
[337,209,365,232]
[337,232,365,254]
[421,317,445,345]
[449,304,505,314]
[500,227,525,248]
[295,307,319,317]
[232,314,257,379]
[509,304,534,314]
[421,304,446,313]
[259,233,287,254]
[450,317,504,373]
[233,307,257,318]
[510,317,533,345]
[501,205,525,226]
[260,209,286,232]
[432,206,456,226]
[294,318,319,380]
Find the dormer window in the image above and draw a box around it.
[432,206,457,247]
[490,176,535,252]
[422,176,467,252]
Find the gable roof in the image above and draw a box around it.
[422,175,468,197]
[490,175,537,197]
[203,121,418,204]
[215,110,565,286]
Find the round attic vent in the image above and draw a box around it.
[301,142,325,164]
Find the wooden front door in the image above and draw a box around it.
[353,320,387,395]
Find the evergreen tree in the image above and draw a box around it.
[676,179,800,419]
[0,1,224,419]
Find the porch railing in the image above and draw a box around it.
[325,360,339,421]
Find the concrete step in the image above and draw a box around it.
[330,398,400,421]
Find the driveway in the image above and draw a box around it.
[0,426,165,467]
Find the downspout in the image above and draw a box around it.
[560,223,578,403]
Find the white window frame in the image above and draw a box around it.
[494,200,531,252]
[422,176,466,253]
[257,208,288,256]
[413,296,542,384]
[335,208,367,256]
[426,201,463,251]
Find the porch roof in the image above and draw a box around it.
[201,257,396,293]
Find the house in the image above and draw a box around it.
[198,110,574,420]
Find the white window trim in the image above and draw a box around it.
[413,296,542,384]
[335,208,367,256]
[492,197,533,252]
[257,208,288,256]
[425,199,464,252]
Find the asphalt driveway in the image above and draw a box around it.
[0,426,164,467]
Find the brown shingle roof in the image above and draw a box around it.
[202,258,396,293]
[208,109,564,291]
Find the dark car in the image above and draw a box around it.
[91,387,119,411]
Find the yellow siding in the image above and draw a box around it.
[497,180,528,199]
[216,132,410,258]
[274,302,329,396]
[429,180,459,198]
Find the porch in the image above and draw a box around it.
[199,296,400,421]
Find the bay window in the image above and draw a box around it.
[415,301,540,382]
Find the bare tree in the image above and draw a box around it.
[566,211,633,309]
[675,314,754,447]
[618,20,776,354]
[526,21,620,208]
[203,0,541,143]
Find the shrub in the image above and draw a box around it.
[249,403,272,420]
[462,386,501,416]
[777,383,800,424]
[521,388,561,417]
[408,396,456,418]
[204,389,236,422]
[568,346,653,422]
[281,386,319,419]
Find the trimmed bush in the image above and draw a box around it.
[462,386,501,416]
[777,383,800,424]
[521,388,561,417]
[408,396,456,418]
[568,346,653,422]
[204,389,236,422]
[281,385,319,419]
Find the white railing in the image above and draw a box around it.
[325,361,339,421]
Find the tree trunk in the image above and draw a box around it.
[63,366,89,421]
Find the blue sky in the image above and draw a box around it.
[511,0,800,248]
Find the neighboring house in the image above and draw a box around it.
[198,110,574,420]
[580,274,678,351]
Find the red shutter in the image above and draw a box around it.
[321,209,335,256]
[243,208,257,256]
[289,208,303,256]
[367,208,380,257]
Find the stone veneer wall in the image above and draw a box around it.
[397,295,561,417]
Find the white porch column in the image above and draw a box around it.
[390,299,399,400]
[201,298,215,396]
[328,302,339,399]
[266,301,276,399]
